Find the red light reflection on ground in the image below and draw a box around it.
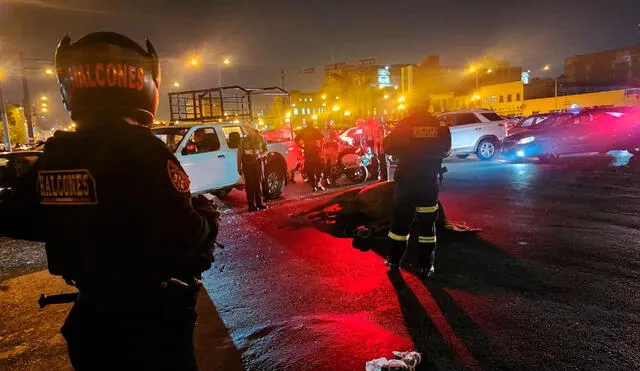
[403,272,481,371]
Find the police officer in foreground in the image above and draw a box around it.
[0,32,219,370]
[237,122,268,211]
[383,96,451,278]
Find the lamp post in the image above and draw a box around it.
[0,77,10,151]
[543,65,559,111]
[469,66,478,90]
[19,54,56,143]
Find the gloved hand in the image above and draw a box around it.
[191,194,221,239]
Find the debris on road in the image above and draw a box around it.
[365,351,421,371]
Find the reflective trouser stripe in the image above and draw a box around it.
[418,236,437,244]
[388,231,410,241]
[416,204,439,213]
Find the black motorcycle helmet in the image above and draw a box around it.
[55,32,160,126]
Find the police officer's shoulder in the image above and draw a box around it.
[41,130,76,153]
[125,126,191,192]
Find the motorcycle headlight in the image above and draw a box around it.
[517,136,535,145]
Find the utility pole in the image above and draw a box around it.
[0,81,11,151]
[19,53,34,143]
[554,77,558,111]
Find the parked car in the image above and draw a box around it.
[436,109,507,160]
[502,107,640,162]
[0,151,42,200]
[152,122,294,199]
[507,113,560,136]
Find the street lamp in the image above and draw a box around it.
[40,96,48,101]
[173,82,180,88]
[344,110,351,116]
[543,65,551,72]
[44,68,54,76]
[187,56,232,87]
[332,105,340,112]
[486,68,493,73]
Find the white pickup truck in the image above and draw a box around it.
[152,123,296,199]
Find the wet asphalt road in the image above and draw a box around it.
[1,152,640,370]
[204,152,640,370]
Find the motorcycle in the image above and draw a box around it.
[330,146,370,185]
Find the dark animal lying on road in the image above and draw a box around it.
[289,181,480,241]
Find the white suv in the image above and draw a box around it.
[436,110,507,160]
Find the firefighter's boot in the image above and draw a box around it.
[385,238,407,272]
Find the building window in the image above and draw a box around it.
[516,93,521,101]
[507,94,512,102]
[309,98,313,102]
[491,96,497,104]
[293,108,299,116]
[499,95,504,103]
[483,97,489,105]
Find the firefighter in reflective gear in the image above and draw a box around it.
[238,122,268,211]
[0,32,219,370]
[383,96,451,278]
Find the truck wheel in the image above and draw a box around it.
[476,139,497,160]
[264,163,286,200]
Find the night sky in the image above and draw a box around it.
[1,0,639,123]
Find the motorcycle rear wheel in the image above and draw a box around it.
[346,165,369,184]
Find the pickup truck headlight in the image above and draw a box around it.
[517,136,535,145]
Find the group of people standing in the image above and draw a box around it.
[293,119,386,192]
[293,121,338,192]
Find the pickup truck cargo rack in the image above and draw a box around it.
[168,85,289,124]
